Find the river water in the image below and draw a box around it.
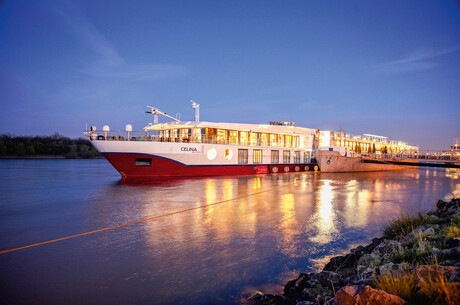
[0,160,459,304]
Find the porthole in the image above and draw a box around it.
[224,148,233,160]
[295,166,300,172]
[207,148,217,160]
[273,167,278,173]
[304,165,309,171]
[284,166,289,172]
[327,159,331,165]
[314,165,318,171]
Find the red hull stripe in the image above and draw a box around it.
[102,152,316,178]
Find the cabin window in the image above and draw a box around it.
[238,149,248,164]
[303,151,310,163]
[294,151,301,163]
[239,131,249,146]
[250,132,258,146]
[217,129,227,144]
[229,130,238,145]
[283,151,290,163]
[135,158,152,166]
[271,150,279,164]
[270,134,278,146]
[284,135,293,147]
[260,133,268,146]
[253,149,262,164]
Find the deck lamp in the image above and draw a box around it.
[125,124,133,141]
[103,125,110,140]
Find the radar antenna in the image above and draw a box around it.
[146,106,180,124]
[190,100,200,122]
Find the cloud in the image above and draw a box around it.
[53,0,187,80]
[373,46,460,73]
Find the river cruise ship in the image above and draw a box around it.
[85,105,318,179]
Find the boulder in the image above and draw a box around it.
[333,285,408,305]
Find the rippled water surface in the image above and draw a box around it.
[0,160,459,304]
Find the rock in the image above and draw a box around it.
[377,262,394,275]
[426,214,441,224]
[448,238,460,248]
[422,227,435,236]
[333,285,409,305]
[437,199,448,211]
[371,240,399,263]
[323,253,361,278]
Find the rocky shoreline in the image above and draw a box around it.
[250,198,460,305]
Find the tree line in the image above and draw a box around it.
[0,133,100,158]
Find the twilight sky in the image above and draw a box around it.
[1,0,459,149]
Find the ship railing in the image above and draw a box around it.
[367,151,460,161]
[84,130,302,149]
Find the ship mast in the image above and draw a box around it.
[190,100,200,122]
[146,106,180,124]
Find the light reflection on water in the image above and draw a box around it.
[0,160,459,305]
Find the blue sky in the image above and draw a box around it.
[1,0,459,149]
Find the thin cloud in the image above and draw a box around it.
[373,46,460,73]
[53,0,187,80]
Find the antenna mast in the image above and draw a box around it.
[190,100,200,122]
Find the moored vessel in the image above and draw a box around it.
[85,103,318,179]
[316,149,410,173]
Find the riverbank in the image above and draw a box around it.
[250,198,460,305]
[0,133,100,159]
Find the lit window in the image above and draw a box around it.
[253,149,262,164]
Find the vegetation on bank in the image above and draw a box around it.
[373,200,460,305]
[253,198,460,305]
[0,133,100,159]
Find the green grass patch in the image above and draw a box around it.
[441,225,460,239]
[384,210,429,240]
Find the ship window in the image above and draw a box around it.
[283,151,290,163]
[271,150,279,164]
[238,149,248,164]
[253,149,262,164]
[135,158,152,166]
[294,151,301,163]
[303,151,310,163]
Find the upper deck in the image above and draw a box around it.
[85,121,316,150]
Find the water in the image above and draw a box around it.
[0,160,459,304]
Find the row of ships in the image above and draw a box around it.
[85,103,419,180]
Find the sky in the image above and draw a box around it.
[0,0,459,149]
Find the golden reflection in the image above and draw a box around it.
[253,177,261,190]
[277,193,300,257]
[310,180,337,245]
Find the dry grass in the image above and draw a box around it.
[374,266,460,305]
[373,272,418,302]
[418,271,460,305]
